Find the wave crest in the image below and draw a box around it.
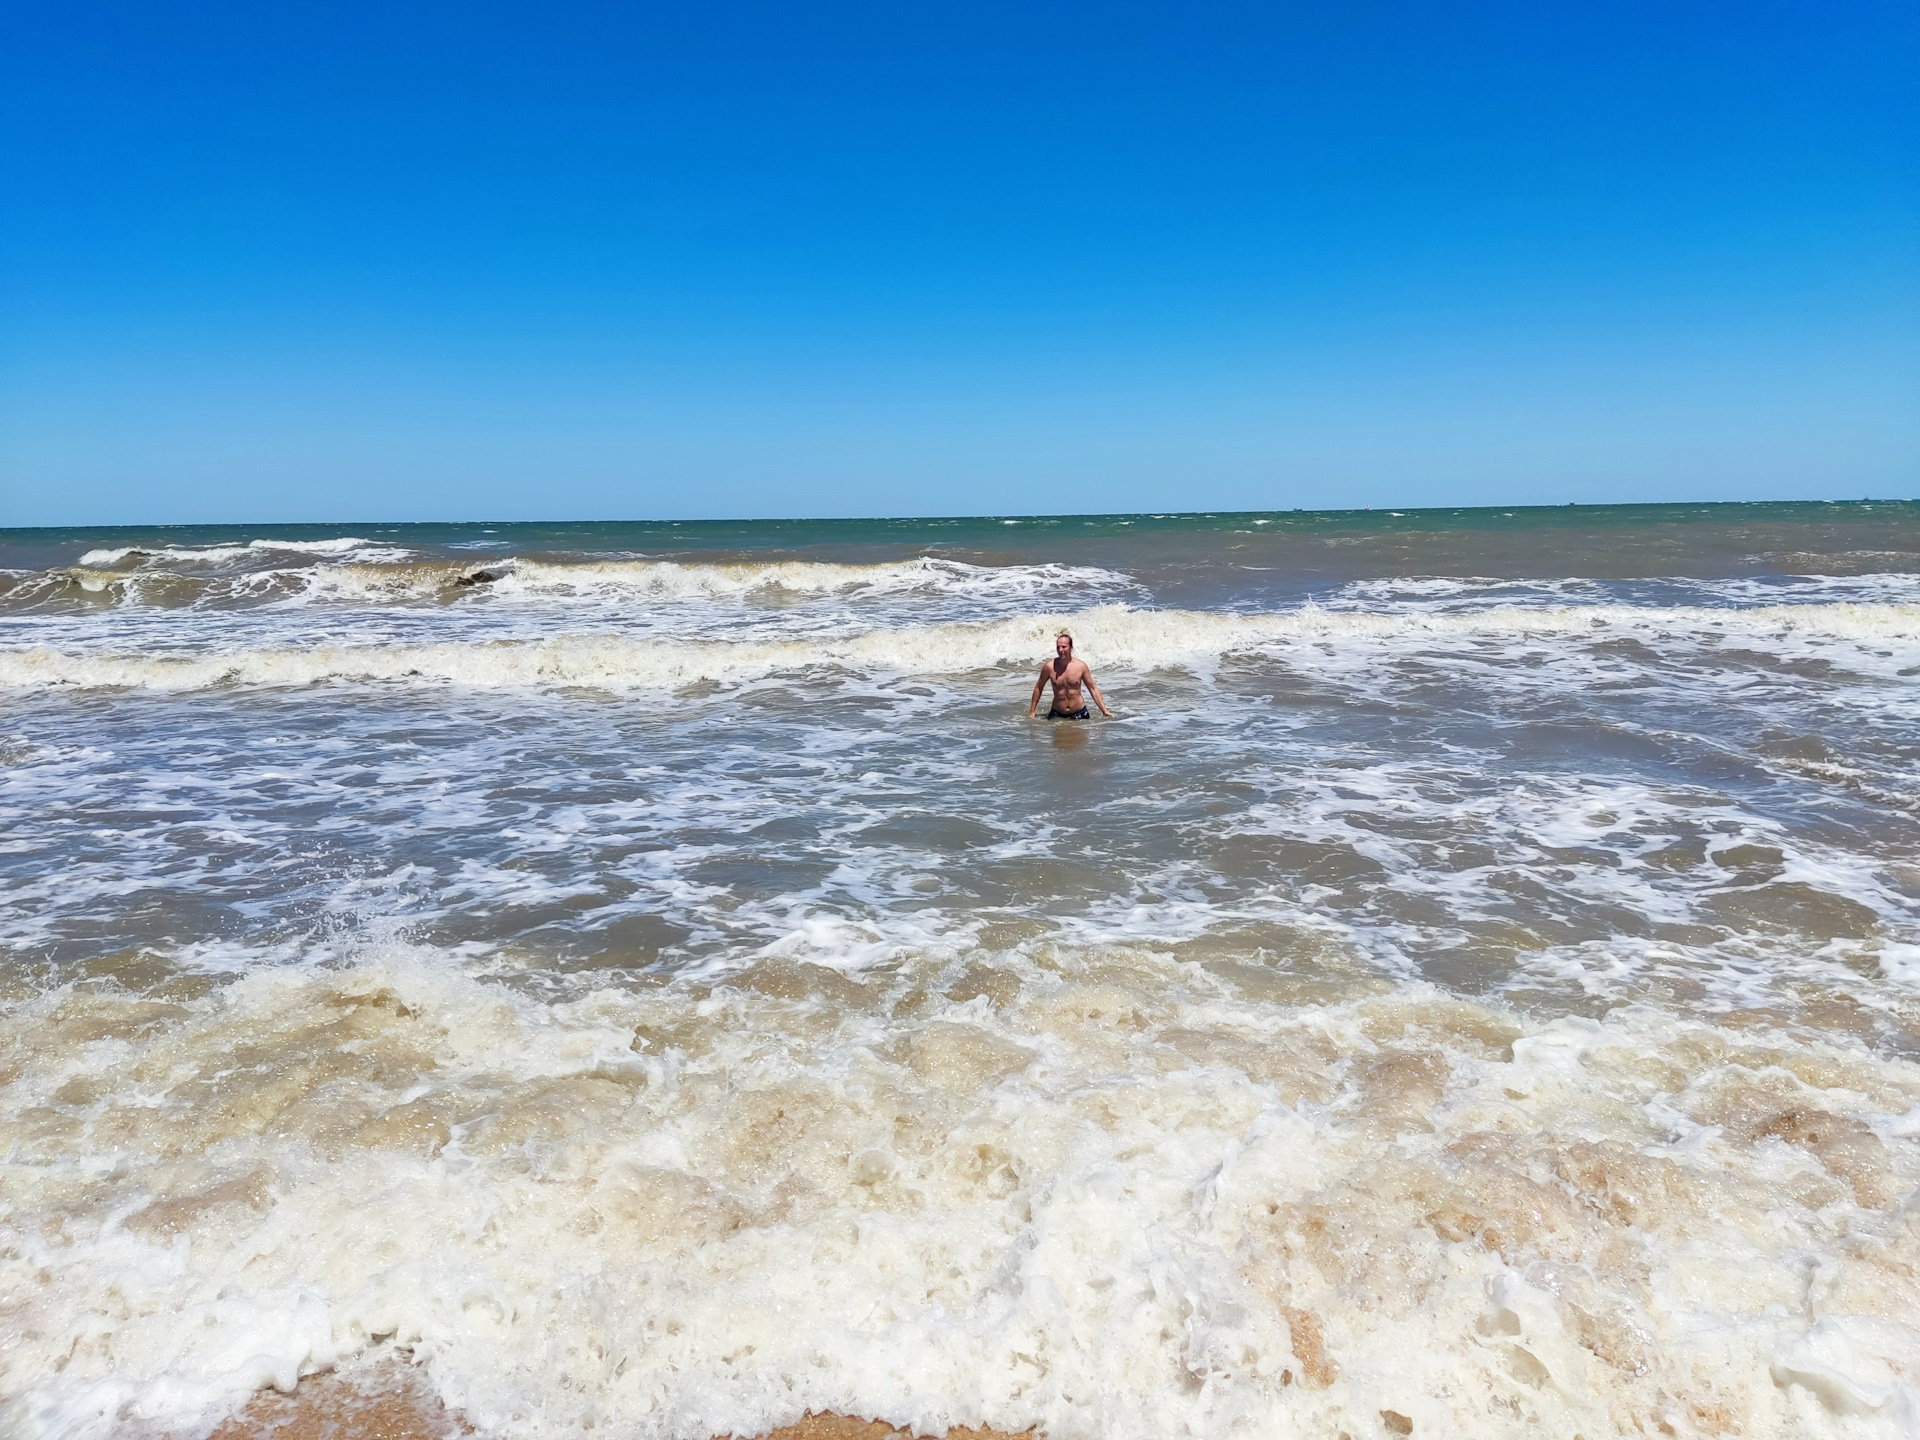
[3,600,1914,693]
[75,537,400,567]
[0,556,1137,613]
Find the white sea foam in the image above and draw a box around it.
[75,537,402,567]
[7,521,1920,1440]
[4,556,1139,617]
[2,944,1916,1440]
[495,556,1132,600]
[3,599,1915,693]
[293,556,1136,607]
[1323,571,1920,613]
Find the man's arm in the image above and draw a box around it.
[1082,665,1112,718]
[1029,667,1049,717]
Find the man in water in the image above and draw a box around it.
[1028,630,1112,719]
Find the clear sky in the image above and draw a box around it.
[3,1,1915,525]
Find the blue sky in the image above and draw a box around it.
[2,1,1915,525]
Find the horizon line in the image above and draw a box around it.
[4,495,1916,537]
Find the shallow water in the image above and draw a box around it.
[3,503,1918,1439]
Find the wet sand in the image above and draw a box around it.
[200,1371,1030,1440]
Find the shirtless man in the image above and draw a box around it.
[1028,631,1112,719]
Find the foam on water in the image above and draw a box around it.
[0,556,1136,618]
[2,943,1917,1440]
[490,557,1136,602]
[4,511,1919,1439]
[1324,570,1920,613]
[2,598,1915,693]
[74,538,407,568]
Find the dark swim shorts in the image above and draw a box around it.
[1047,706,1092,720]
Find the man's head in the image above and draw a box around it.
[1055,631,1073,660]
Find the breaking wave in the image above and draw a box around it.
[2,600,1915,693]
[0,556,1137,613]
[73,537,405,567]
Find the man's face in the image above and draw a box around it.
[1055,636,1072,661]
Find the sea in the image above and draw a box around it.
[2,501,1918,1440]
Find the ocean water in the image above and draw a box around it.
[2,501,1919,1440]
